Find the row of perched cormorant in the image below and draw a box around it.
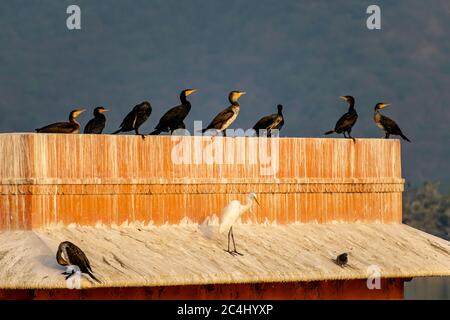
[35,89,410,142]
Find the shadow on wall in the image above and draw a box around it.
[404,277,450,300]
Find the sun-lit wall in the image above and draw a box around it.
[0,134,404,230]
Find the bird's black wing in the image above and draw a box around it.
[36,122,77,133]
[65,243,93,274]
[84,118,105,134]
[205,107,236,130]
[118,111,138,131]
[134,108,152,129]
[253,114,277,131]
[335,112,358,132]
[155,104,188,131]
[380,115,403,135]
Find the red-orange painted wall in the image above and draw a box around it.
[0,279,404,300]
[0,135,404,230]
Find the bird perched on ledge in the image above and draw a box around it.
[324,96,358,141]
[150,89,197,135]
[252,104,284,137]
[219,192,259,256]
[84,106,109,134]
[113,101,152,137]
[35,109,86,134]
[202,91,246,135]
[373,103,411,142]
[56,241,101,283]
[335,252,348,267]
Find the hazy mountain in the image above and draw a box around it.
[0,0,449,186]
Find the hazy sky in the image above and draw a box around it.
[0,0,449,186]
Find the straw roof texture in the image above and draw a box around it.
[0,222,449,289]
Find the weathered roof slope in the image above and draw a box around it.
[0,223,449,289]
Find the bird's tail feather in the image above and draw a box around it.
[149,129,162,135]
[87,271,101,283]
[400,134,411,142]
[324,130,334,135]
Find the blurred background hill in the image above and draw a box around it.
[0,0,449,188]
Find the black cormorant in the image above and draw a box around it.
[373,103,410,142]
[252,104,284,137]
[113,101,152,137]
[202,91,246,135]
[56,241,101,283]
[324,96,358,141]
[83,106,109,134]
[149,89,196,135]
[35,109,86,134]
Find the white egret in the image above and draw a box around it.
[219,192,260,256]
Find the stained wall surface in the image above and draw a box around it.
[0,279,405,300]
[0,134,404,230]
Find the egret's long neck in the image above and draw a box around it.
[243,197,254,212]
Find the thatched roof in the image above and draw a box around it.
[1,222,449,289]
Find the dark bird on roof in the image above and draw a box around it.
[56,241,101,283]
[374,103,411,142]
[253,104,284,137]
[202,91,246,135]
[149,89,197,135]
[324,96,358,141]
[335,253,348,267]
[35,109,86,134]
[83,106,109,134]
[112,101,152,138]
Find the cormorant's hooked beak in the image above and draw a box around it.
[74,109,86,116]
[185,89,197,96]
[100,108,110,113]
[239,91,247,96]
[339,96,348,101]
[379,103,390,109]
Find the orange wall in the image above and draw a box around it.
[0,134,404,229]
[0,279,404,300]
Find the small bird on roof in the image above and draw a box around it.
[112,101,152,138]
[56,241,101,283]
[83,106,109,134]
[252,104,284,137]
[202,91,246,135]
[149,89,197,135]
[373,103,411,142]
[35,109,86,134]
[335,253,348,267]
[219,192,259,256]
[324,96,358,141]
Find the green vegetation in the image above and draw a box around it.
[403,182,450,241]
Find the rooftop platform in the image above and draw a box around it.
[1,222,449,289]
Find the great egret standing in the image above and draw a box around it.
[219,193,259,256]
